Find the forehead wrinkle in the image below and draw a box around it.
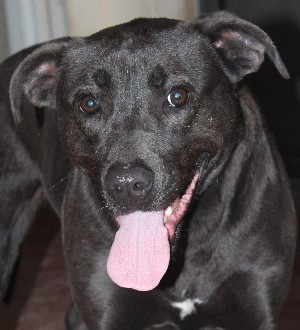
[102,52,150,86]
[94,68,111,88]
[107,59,148,116]
[148,65,168,88]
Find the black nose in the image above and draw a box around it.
[105,166,154,208]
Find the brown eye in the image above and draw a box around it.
[167,88,189,108]
[79,96,100,114]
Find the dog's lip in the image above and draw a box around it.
[163,171,200,238]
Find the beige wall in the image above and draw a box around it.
[65,0,199,36]
[0,1,9,61]
[0,0,199,60]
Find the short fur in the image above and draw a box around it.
[0,12,296,330]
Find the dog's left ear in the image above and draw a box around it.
[10,38,73,125]
[194,11,289,83]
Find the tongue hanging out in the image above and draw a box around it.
[107,172,200,291]
[107,211,169,291]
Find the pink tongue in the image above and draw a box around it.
[107,211,170,291]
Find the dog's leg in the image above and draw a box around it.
[176,271,275,330]
[145,321,180,329]
[65,303,88,330]
[144,321,180,329]
[0,136,43,299]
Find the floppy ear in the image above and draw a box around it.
[10,38,72,125]
[194,11,290,83]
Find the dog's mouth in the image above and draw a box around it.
[107,171,200,292]
[163,171,200,238]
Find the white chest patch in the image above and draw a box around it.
[171,298,204,320]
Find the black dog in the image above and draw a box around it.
[0,11,297,329]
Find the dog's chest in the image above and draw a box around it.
[167,281,214,320]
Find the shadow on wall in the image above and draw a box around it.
[245,20,300,178]
[200,0,300,178]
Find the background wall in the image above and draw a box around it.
[0,0,200,61]
[0,1,9,61]
[66,0,199,36]
[1,0,67,56]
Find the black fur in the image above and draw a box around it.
[0,12,296,329]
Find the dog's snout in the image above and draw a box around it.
[105,166,154,208]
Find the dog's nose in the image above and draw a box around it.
[105,166,154,208]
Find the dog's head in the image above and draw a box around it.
[10,12,288,291]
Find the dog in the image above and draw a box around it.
[0,11,297,329]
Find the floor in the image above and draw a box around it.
[0,182,299,330]
[0,209,71,330]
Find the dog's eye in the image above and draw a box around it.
[167,88,189,108]
[79,96,100,114]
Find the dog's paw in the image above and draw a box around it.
[199,327,226,330]
[65,303,87,330]
[145,321,180,329]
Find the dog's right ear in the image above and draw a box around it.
[10,39,72,125]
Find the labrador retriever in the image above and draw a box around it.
[0,11,297,330]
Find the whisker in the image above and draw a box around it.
[49,169,76,190]
[94,144,103,157]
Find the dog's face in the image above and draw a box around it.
[56,19,239,215]
[10,13,288,291]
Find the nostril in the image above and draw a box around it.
[114,185,123,193]
[133,182,145,191]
